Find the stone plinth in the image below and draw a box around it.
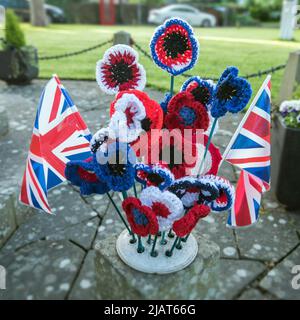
[94,232,220,300]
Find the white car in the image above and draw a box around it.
[148,4,217,27]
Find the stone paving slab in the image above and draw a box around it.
[1,185,108,253]
[0,240,85,300]
[0,193,16,249]
[0,106,9,137]
[235,211,300,263]
[259,245,300,299]
[238,288,276,300]
[68,250,98,300]
[204,259,266,300]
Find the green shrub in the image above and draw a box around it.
[4,9,26,49]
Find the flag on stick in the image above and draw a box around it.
[223,75,272,228]
[20,75,91,214]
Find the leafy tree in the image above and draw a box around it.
[4,9,26,49]
[246,0,283,21]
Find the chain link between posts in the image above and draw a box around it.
[131,39,286,82]
[0,36,287,83]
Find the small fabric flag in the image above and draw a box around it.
[223,75,271,228]
[20,75,91,214]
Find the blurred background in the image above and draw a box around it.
[0,0,290,27]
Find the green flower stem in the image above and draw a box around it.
[133,182,138,198]
[176,238,182,250]
[137,236,145,253]
[106,192,136,243]
[197,117,218,177]
[150,235,158,257]
[122,190,128,200]
[166,237,179,257]
[160,231,167,245]
[182,234,190,243]
[147,235,152,244]
[168,229,175,238]
[170,75,175,97]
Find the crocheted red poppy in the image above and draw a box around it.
[122,197,159,237]
[173,204,211,237]
[185,82,212,107]
[164,91,209,132]
[110,90,164,132]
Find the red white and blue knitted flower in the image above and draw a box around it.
[65,157,110,196]
[94,141,136,192]
[181,77,215,110]
[96,45,146,95]
[164,91,209,132]
[135,162,174,191]
[122,197,159,237]
[150,18,199,76]
[173,204,211,237]
[109,90,163,143]
[203,175,235,212]
[211,66,252,118]
[168,176,219,209]
[140,186,184,232]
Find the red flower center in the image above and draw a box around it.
[78,167,98,183]
[152,202,170,218]
[216,190,228,205]
[124,106,136,126]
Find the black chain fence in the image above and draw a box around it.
[132,39,286,82]
[1,36,287,82]
[38,39,113,60]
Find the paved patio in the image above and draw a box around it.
[0,79,299,300]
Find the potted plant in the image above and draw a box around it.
[0,10,38,84]
[272,93,300,210]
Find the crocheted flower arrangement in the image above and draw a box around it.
[65,18,252,259]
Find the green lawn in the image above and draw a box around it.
[2,24,300,101]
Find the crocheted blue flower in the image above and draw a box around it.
[150,18,199,76]
[211,66,252,118]
[135,163,174,191]
[181,76,214,109]
[65,157,110,196]
[160,92,172,114]
[93,141,136,192]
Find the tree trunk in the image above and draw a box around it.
[29,0,48,27]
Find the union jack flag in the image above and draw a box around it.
[223,75,271,228]
[20,75,91,214]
